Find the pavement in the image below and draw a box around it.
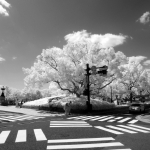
[0,105,150,123]
[136,114,150,124]
[0,105,64,117]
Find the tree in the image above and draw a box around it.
[22,31,131,98]
[118,57,150,102]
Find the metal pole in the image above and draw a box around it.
[110,86,113,103]
[86,64,91,111]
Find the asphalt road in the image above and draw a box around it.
[0,111,150,150]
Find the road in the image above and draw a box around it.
[0,111,150,150]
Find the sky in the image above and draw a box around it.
[0,0,150,90]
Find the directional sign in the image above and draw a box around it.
[98,65,108,70]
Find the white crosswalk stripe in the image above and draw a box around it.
[128,124,150,131]
[47,137,126,149]
[95,126,124,134]
[98,116,114,121]
[15,130,26,142]
[0,128,47,144]
[117,117,131,123]
[117,125,149,133]
[109,148,131,150]
[50,121,92,127]
[95,124,150,135]
[34,129,47,141]
[90,116,109,121]
[0,131,10,144]
[127,119,138,124]
[0,114,45,123]
[67,115,138,124]
[106,125,137,134]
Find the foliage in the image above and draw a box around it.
[23,31,129,97]
[22,95,115,112]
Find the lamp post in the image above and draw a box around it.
[1,86,5,97]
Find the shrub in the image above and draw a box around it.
[22,95,116,113]
[1,101,8,106]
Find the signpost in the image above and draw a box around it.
[84,64,108,112]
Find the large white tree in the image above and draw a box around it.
[116,56,150,102]
[23,30,129,97]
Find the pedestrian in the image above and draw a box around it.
[16,98,18,108]
[68,101,72,115]
[64,101,72,116]
[20,100,23,108]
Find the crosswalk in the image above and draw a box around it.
[46,137,131,150]
[95,124,150,135]
[0,114,45,123]
[0,128,47,144]
[0,128,132,149]
[67,115,138,124]
[50,121,92,127]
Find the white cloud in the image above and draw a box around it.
[0,56,5,62]
[0,0,11,8]
[12,56,17,60]
[128,56,147,64]
[137,11,150,24]
[0,0,11,16]
[65,30,128,48]
[92,33,128,48]
[0,5,9,16]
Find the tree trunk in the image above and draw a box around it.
[130,92,132,103]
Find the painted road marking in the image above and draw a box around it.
[106,125,137,134]
[0,131,10,144]
[117,117,131,123]
[129,124,150,131]
[117,125,149,133]
[47,137,124,149]
[67,115,138,124]
[15,130,26,142]
[34,129,47,141]
[50,121,92,127]
[95,126,123,134]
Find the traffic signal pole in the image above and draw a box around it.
[86,64,91,112]
[85,63,108,112]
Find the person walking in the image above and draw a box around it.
[64,101,72,116]
[20,100,23,108]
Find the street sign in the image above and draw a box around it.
[98,65,108,70]
[91,66,97,74]
[98,65,108,75]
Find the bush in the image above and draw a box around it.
[1,101,8,106]
[22,95,116,113]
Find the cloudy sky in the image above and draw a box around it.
[0,0,150,90]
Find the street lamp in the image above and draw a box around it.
[1,86,5,97]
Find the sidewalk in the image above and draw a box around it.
[0,106,64,117]
[136,114,150,124]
